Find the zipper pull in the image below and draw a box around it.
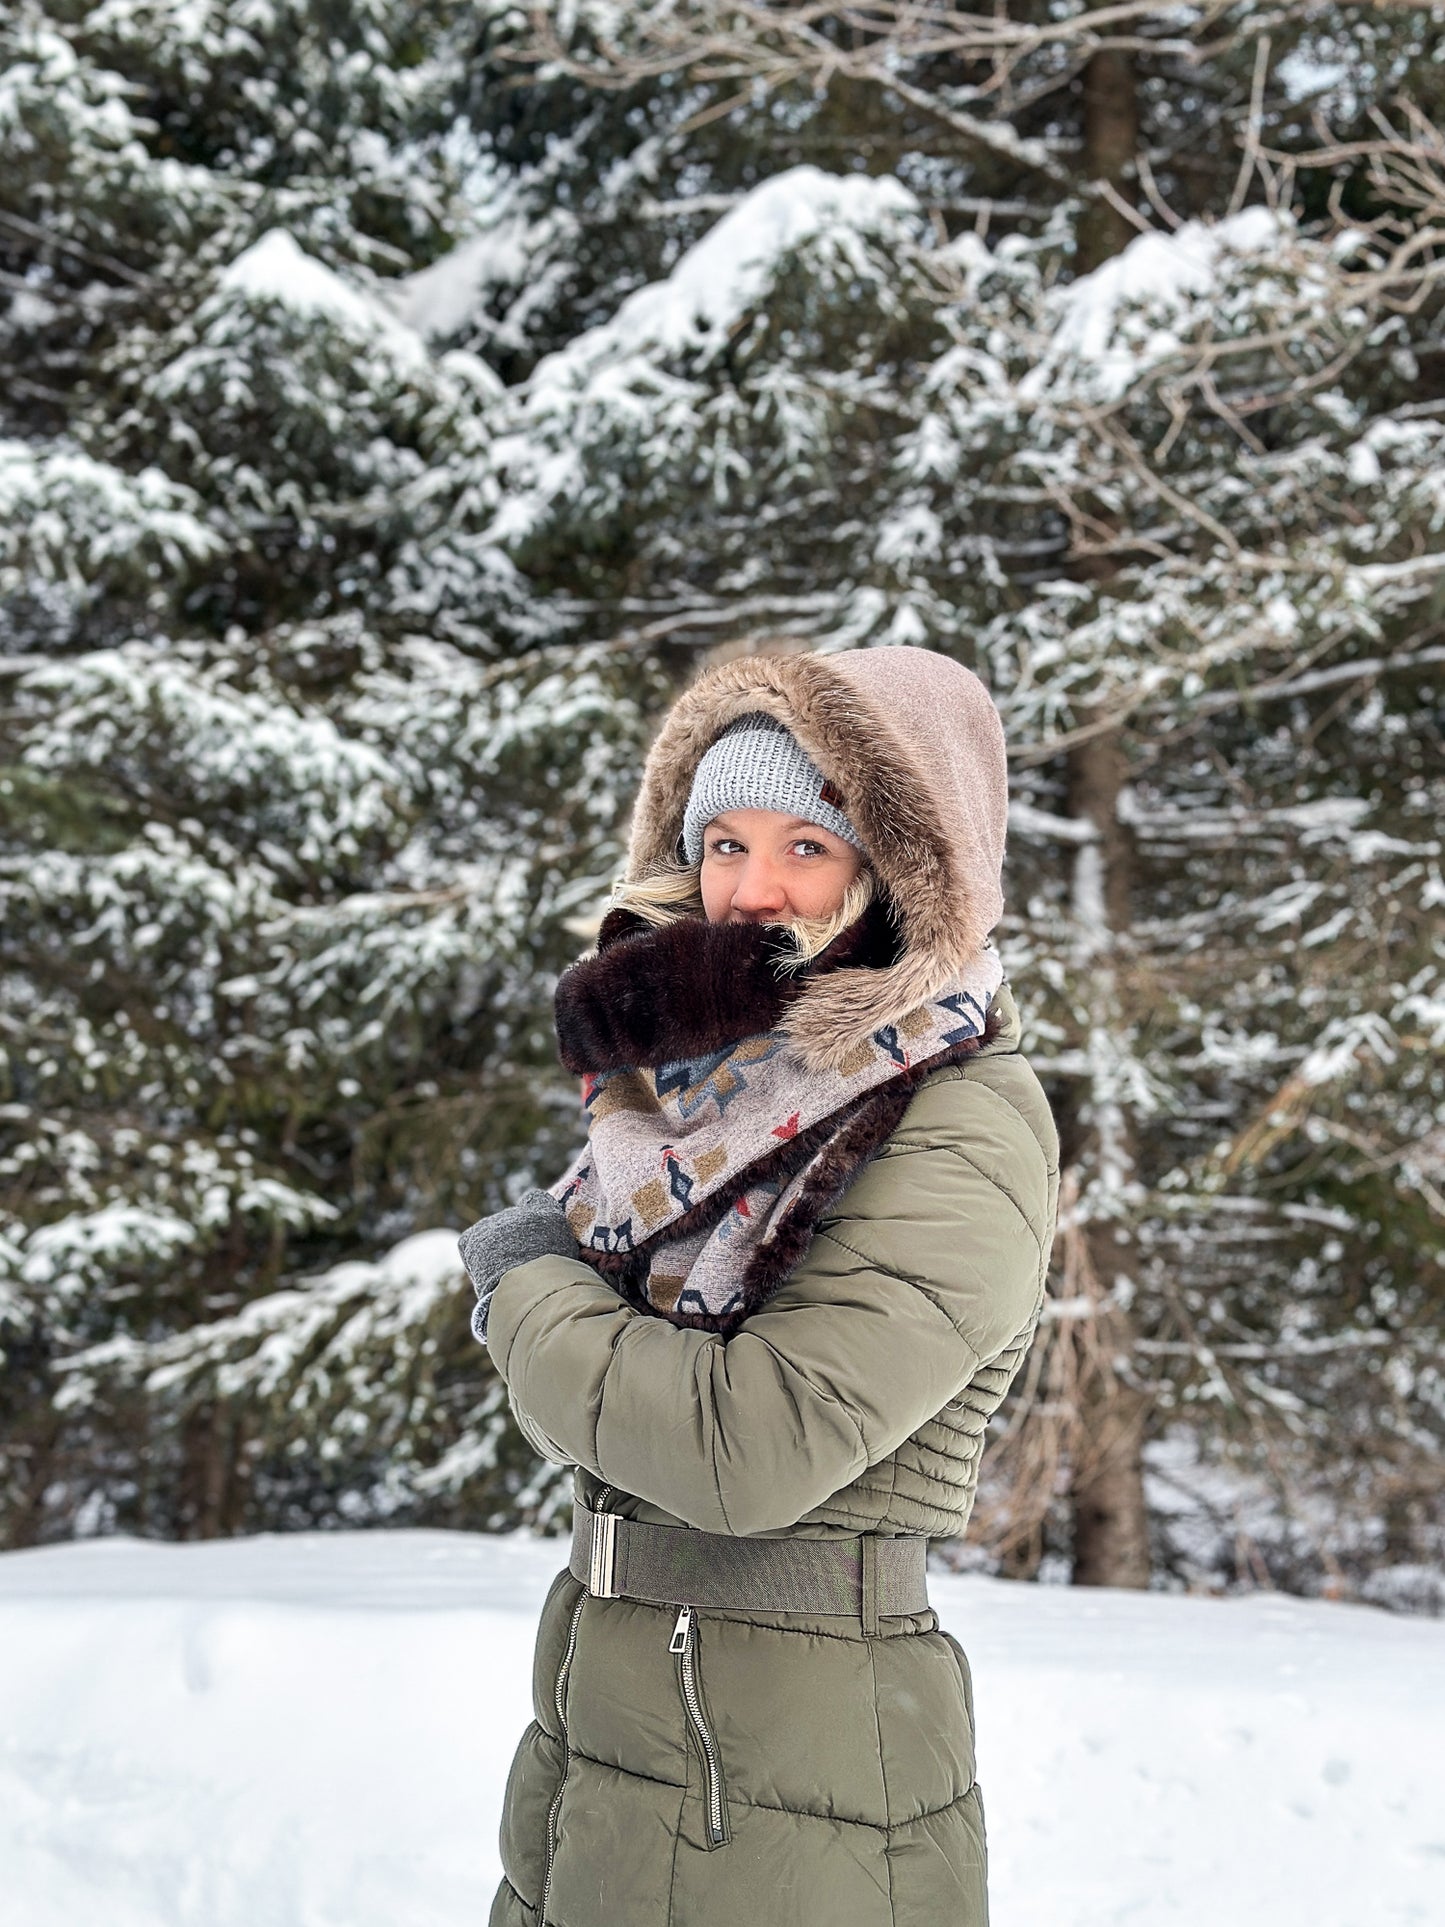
[668,1606,692,1655]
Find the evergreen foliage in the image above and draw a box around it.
[3,0,1442,1603]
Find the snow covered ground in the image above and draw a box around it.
[0,1530,1439,1927]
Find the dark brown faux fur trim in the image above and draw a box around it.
[555,898,901,1075]
[577,998,1007,1335]
[555,918,799,1074]
[594,905,658,952]
[623,652,987,1071]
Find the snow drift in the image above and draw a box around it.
[0,1529,1439,1926]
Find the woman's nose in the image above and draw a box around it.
[730,856,788,919]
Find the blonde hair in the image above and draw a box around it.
[608,861,878,974]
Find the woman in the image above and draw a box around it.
[460,645,1059,1927]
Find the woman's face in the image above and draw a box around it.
[699,809,863,924]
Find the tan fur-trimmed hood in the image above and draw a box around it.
[625,646,1010,1072]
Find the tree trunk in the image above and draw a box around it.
[1063,49,1153,1589]
[1061,719,1153,1589]
[1077,48,1140,275]
[1068,1216,1154,1589]
[2,1410,62,1550]
[178,1400,238,1539]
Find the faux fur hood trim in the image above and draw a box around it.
[554,898,901,1075]
[624,647,1010,1073]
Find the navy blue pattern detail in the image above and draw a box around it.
[936,990,987,1045]
[872,1024,908,1067]
[587,1217,635,1254]
[673,1282,744,1322]
[662,1148,694,1210]
[653,1034,788,1117]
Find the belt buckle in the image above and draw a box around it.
[587,1510,619,1598]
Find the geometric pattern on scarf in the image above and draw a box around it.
[551,948,1003,1330]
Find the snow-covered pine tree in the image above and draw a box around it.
[0,0,661,1543]
[949,199,1445,1603]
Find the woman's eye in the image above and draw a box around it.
[709,838,744,856]
[792,840,826,857]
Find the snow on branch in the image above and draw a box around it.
[507,3,1272,193]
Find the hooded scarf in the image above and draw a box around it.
[548,646,1013,1337]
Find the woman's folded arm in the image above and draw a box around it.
[486,1089,1050,1536]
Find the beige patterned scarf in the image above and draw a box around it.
[549,906,1003,1333]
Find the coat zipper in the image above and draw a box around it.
[539,1484,614,1923]
[539,1590,585,1922]
[669,1605,731,1849]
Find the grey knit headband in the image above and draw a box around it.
[681,714,864,864]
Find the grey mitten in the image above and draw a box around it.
[459,1187,579,1345]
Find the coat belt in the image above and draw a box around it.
[568,1498,930,1626]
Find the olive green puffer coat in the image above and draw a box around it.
[484,984,1059,1927]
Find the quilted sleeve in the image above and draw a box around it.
[485,1069,1057,1536]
